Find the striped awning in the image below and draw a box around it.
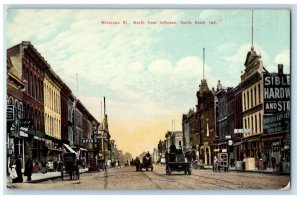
[63,143,77,153]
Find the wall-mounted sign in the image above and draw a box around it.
[225,135,231,140]
[20,119,33,126]
[82,138,93,144]
[264,73,290,114]
[234,129,252,134]
[7,105,14,121]
[263,112,290,134]
[228,140,233,146]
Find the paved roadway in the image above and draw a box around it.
[7,165,290,190]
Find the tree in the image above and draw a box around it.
[123,152,132,162]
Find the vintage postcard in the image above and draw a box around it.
[5,8,291,191]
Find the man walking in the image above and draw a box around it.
[24,154,33,181]
[271,154,276,172]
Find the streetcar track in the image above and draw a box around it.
[140,171,162,189]
[142,170,195,189]
[189,172,263,189]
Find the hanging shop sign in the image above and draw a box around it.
[82,138,93,144]
[263,112,290,134]
[263,73,290,114]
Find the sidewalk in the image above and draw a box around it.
[6,168,89,185]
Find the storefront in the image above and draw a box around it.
[262,131,289,172]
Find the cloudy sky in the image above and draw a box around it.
[6,9,290,157]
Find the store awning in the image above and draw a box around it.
[63,143,77,153]
[233,141,242,146]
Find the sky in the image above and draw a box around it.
[6,9,290,157]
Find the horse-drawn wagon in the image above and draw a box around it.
[61,152,80,180]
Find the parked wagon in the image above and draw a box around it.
[61,152,80,180]
[217,152,229,172]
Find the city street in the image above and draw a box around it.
[7,165,290,190]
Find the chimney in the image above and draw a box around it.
[278,64,283,74]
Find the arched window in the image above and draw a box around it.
[20,102,23,119]
[8,96,14,105]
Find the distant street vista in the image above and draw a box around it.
[5,9,291,190]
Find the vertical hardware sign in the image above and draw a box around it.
[263,73,291,114]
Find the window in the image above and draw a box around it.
[250,89,253,108]
[247,91,249,110]
[259,113,261,133]
[258,84,261,104]
[255,115,257,133]
[251,116,253,133]
[254,87,257,106]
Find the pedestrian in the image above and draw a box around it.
[114,160,118,169]
[33,161,40,173]
[271,154,276,172]
[14,154,23,183]
[230,158,235,168]
[41,158,47,174]
[262,154,267,170]
[9,165,18,182]
[24,155,33,181]
[117,160,120,169]
[213,156,218,172]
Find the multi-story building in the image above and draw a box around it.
[227,84,243,162]
[261,64,290,172]
[60,82,72,145]
[182,108,196,151]
[216,81,230,156]
[7,41,48,165]
[196,79,217,166]
[240,46,265,169]
[6,53,26,173]
[44,68,63,162]
[68,94,75,146]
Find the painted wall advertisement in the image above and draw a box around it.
[263,73,291,114]
[263,73,290,134]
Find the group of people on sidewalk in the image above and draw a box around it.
[8,154,49,183]
[9,154,33,183]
